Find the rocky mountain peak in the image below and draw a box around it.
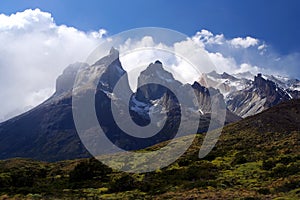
[253,73,285,98]
[109,47,119,56]
[154,60,162,65]
[221,72,239,81]
[55,62,88,95]
[254,73,265,87]
[72,48,126,94]
[143,60,164,74]
[192,81,209,94]
[93,47,120,67]
[207,70,219,78]
[135,61,180,102]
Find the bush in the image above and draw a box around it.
[262,159,276,170]
[271,163,287,177]
[0,173,12,188]
[10,167,46,188]
[231,152,248,165]
[275,179,300,193]
[270,162,300,178]
[110,174,136,192]
[257,187,270,195]
[69,158,112,182]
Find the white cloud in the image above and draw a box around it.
[0,9,106,122]
[207,52,238,73]
[258,43,267,55]
[235,63,260,75]
[190,29,300,80]
[258,43,267,50]
[191,30,265,75]
[229,36,259,48]
[193,29,225,45]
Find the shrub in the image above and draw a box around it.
[69,158,112,182]
[110,174,136,192]
[231,152,248,165]
[262,159,276,170]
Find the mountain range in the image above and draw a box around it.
[203,69,300,118]
[0,48,299,161]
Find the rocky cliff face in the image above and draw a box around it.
[226,74,294,117]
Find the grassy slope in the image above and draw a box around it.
[0,99,299,200]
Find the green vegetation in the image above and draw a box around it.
[0,130,299,199]
[0,100,299,199]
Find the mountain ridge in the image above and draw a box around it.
[0,49,238,161]
[0,48,299,161]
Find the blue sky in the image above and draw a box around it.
[1,0,300,54]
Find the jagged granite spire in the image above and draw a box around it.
[93,47,120,67]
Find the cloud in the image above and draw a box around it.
[207,52,238,73]
[258,43,267,50]
[229,36,259,48]
[0,9,106,122]
[190,29,300,79]
[193,29,225,45]
[235,63,260,75]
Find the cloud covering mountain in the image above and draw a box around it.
[0,9,105,121]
